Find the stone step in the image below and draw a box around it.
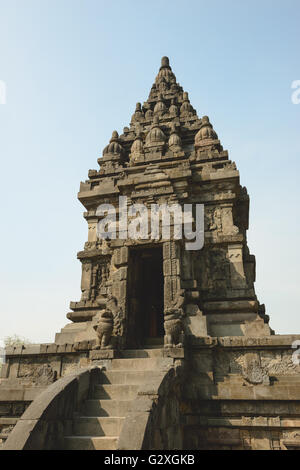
[64,436,118,450]
[219,375,300,386]
[73,416,124,436]
[144,337,164,346]
[218,375,245,384]
[119,348,164,358]
[0,417,19,426]
[110,357,168,370]
[100,369,161,385]
[272,376,300,383]
[83,399,132,417]
[93,384,139,400]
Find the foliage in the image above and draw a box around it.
[3,334,34,348]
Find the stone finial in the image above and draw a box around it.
[131,102,144,123]
[168,133,182,151]
[145,115,166,146]
[161,56,170,68]
[153,93,166,115]
[169,98,178,116]
[103,130,124,156]
[180,92,193,116]
[110,130,119,141]
[131,132,144,156]
[156,56,176,84]
[168,122,182,151]
[195,116,218,144]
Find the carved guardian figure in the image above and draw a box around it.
[93,307,114,350]
[164,307,184,348]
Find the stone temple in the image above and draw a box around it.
[1,57,300,450]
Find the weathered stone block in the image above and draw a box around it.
[90,350,117,360]
[163,348,184,359]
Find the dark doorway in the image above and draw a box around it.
[127,246,164,348]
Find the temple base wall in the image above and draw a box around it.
[1,334,300,449]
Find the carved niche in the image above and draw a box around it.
[90,258,110,300]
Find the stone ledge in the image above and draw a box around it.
[203,300,258,313]
[205,438,241,447]
[0,418,18,425]
[67,311,97,322]
[190,335,300,350]
[193,382,300,401]
[283,440,300,448]
[90,349,117,360]
[0,387,46,402]
[5,341,94,357]
[163,347,185,358]
[184,416,287,428]
[217,335,300,349]
[5,335,300,362]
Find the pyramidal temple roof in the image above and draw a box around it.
[96,57,225,174]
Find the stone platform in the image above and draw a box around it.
[1,335,300,449]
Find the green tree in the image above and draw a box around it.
[3,335,34,347]
[0,335,35,374]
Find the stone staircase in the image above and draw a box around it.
[64,348,166,450]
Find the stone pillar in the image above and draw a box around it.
[163,241,181,307]
[87,218,98,242]
[80,260,92,301]
[227,244,247,289]
[221,203,239,235]
[110,246,129,348]
[162,241,185,348]
[181,250,207,337]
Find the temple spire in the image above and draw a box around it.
[97,56,224,171]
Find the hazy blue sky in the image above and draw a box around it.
[0,0,299,343]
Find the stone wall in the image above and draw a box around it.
[182,336,300,450]
[2,336,300,449]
